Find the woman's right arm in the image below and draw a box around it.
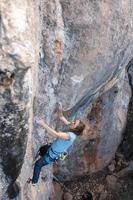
[57,108,71,125]
[38,120,69,140]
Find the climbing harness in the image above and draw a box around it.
[59,152,68,161]
[36,144,68,161]
[50,147,68,161]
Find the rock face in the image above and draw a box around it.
[40,0,133,113]
[119,60,133,161]
[39,0,133,181]
[56,72,131,180]
[0,0,39,199]
[31,0,133,197]
[0,0,133,199]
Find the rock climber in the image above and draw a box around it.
[31,108,86,185]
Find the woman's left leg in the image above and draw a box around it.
[32,157,48,184]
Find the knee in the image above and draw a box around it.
[35,158,45,168]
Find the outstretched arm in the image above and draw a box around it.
[59,115,71,125]
[38,120,69,140]
[56,108,71,125]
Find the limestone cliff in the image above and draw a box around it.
[0,0,133,199]
[0,1,39,199]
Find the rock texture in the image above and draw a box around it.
[0,0,39,199]
[40,0,133,114]
[56,71,131,180]
[119,60,133,161]
[0,0,133,199]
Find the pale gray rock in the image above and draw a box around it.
[0,0,39,199]
[56,71,131,180]
[63,192,73,200]
[99,191,108,200]
[106,175,117,189]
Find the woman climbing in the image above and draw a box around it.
[31,108,86,185]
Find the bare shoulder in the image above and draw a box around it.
[57,131,70,140]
